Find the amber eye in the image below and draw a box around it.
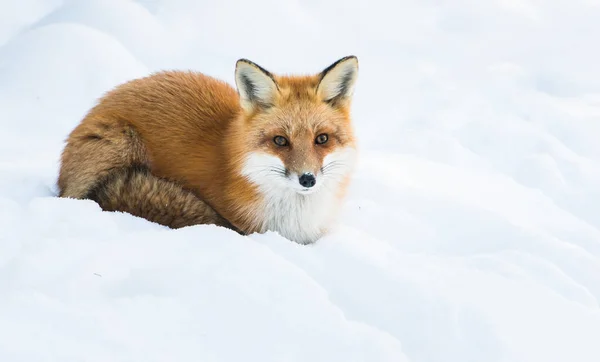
[315,133,329,145]
[273,136,288,146]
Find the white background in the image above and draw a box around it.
[1,0,600,361]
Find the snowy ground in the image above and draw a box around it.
[1,0,600,361]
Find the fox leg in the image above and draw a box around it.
[57,117,239,233]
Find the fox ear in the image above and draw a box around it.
[235,59,279,113]
[317,56,359,107]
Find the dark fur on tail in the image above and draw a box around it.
[85,165,239,231]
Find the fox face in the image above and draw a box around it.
[231,56,359,243]
[235,56,359,196]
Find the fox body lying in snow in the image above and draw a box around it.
[57,56,359,244]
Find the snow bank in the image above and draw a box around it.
[1,0,600,361]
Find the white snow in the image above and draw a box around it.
[1,0,600,361]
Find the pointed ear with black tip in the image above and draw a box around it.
[235,59,279,113]
[317,55,359,107]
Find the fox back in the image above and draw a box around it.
[58,56,360,244]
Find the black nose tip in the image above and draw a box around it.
[298,173,316,188]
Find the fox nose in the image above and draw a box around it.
[298,172,316,188]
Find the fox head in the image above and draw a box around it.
[233,56,359,197]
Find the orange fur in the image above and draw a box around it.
[58,56,359,243]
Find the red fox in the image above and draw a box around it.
[57,56,359,244]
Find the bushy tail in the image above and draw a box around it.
[84,165,238,231]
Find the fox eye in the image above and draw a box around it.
[315,133,329,145]
[273,136,288,147]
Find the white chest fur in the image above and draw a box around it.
[257,184,340,244]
